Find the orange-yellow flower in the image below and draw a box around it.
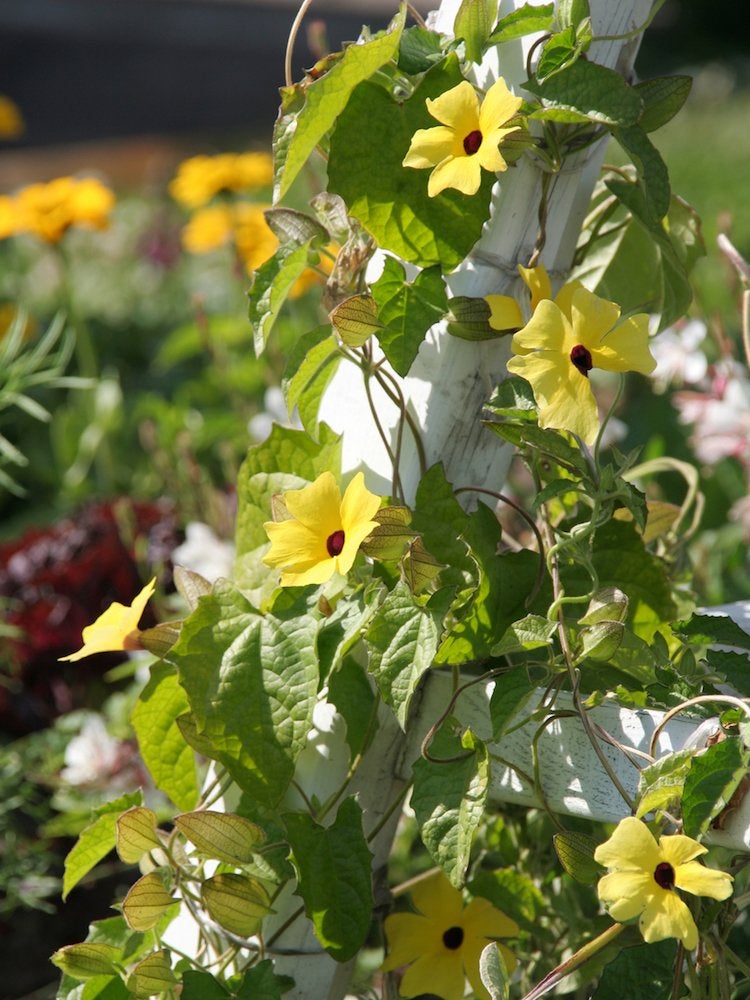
[595,817,733,950]
[59,578,156,662]
[263,471,380,587]
[403,77,523,197]
[382,872,518,1000]
[0,96,24,139]
[169,151,273,209]
[14,176,114,243]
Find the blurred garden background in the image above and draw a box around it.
[0,0,748,996]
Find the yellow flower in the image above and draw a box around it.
[0,95,24,139]
[381,872,518,1000]
[403,77,523,197]
[59,578,156,662]
[15,176,114,243]
[232,202,280,273]
[594,817,733,950]
[0,195,19,240]
[485,262,583,332]
[506,286,656,444]
[181,204,234,254]
[263,471,381,587]
[169,151,273,209]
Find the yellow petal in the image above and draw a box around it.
[283,471,342,535]
[462,896,519,942]
[263,518,327,570]
[426,80,480,131]
[399,950,467,1000]
[519,264,552,310]
[485,293,523,332]
[403,125,459,169]
[594,817,662,872]
[593,313,656,374]
[569,286,622,347]
[658,833,706,868]
[674,860,733,901]
[510,298,568,355]
[478,77,523,135]
[427,154,483,197]
[59,578,156,661]
[279,557,338,588]
[597,871,653,921]
[553,278,583,318]
[381,912,434,970]
[410,872,464,924]
[507,348,599,444]
[640,889,698,949]
[476,125,519,173]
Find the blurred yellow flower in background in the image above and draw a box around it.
[169,151,273,209]
[14,176,115,243]
[181,204,234,254]
[59,578,156,662]
[0,95,24,139]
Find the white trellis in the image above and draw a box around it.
[167,3,750,997]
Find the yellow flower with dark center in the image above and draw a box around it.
[594,817,733,950]
[485,262,583,331]
[169,151,273,209]
[15,176,114,243]
[403,77,523,197]
[59,578,156,662]
[506,285,656,444]
[263,471,380,587]
[381,872,518,1000]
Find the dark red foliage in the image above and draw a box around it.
[0,498,179,735]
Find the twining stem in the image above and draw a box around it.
[520,922,626,1000]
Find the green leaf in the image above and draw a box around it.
[553,831,601,884]
[201,874,272,937]
[635,75,692,133]
[63,791,143,900]
[446,295,499,341]
[328,55,495,269]
[181,971,232,1000]
[485,420,589,476]
[284,798,373,961]
[366,580,441,727]
[328,654,378,758]
[614,124,670,219]
[402,536,444,595]
[555,0,590,31]
[437,505,543,663]
[51,943,120,980]
[360,504,414,561]
[175,810,265,865]
[454,0,497,64]
[235,423,341,556]
[676,613,750,652]
[489,668,539,740]
[283,328,341,434]
[412,728,489,886]
[131,662,199,811]
[411,462,472,583]
[237,959,295,999]
[491,615,556,656]
[682,737,750,839]
[527,60,642,126]
[486,375,538,416]
[479,942,510,1000]
[489,3,554,44]
[264,207,329,246]
[635,749,695,819]
[593,939,678,1000]
[398,25,445,74]
[249,241,314,354]
[469,868,544,927]
[329,294,382,348]
[169,582,319,806]
[534,26,580,82]
[370,258,447,376]
[276,7,406,198]
[704,648,750,697]
[115,807,161,864]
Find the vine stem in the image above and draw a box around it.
[520,922,626,1000]
[284,0,315,88]
[648,694,750,759]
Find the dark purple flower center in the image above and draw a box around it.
[442,925,464,950]
[463,130,483,155]
[570,344,593,377]
[326,530,345,557]
[653,862,675,890]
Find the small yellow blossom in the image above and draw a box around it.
[263,471,380,587]
[403,77,523,197]
[15,176,114,243]
[381,871,518,1000]
[232,202,280,273]
[0,195,19,240]
[169,151,273,209]
[595,817,733,950]
[506,286,656,444]
[485,262,583,332]
[59,578,156,662]
[0,96,24,139]
[181,204,234,254]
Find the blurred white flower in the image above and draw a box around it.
[650,318,708,390]
[173,521,235,583]
[248,386,301,443]
[61,714,145,790]
[673,362,750,466]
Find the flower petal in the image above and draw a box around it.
[59,578,156,661]
[640,889,698,949]
[510,298,568,355]
[674,860,733,901]
[593,817,662,872]
[382,912,435,970]
[476,126,519,173]
[399,950,467,1000]
[485,293,523,332]
[410,872,465,924]
[462,896,519,942]
[279,557,338,587]
[593,313,656,373]
[519,264,552,310]
[426,80,480,131]
[403,125,460,169]
[508,348,599,443]
[427,154,483,197]
[283,471,342,535]
[478,77,522,135]
[597,871,653,921]
[569,286,622,347]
